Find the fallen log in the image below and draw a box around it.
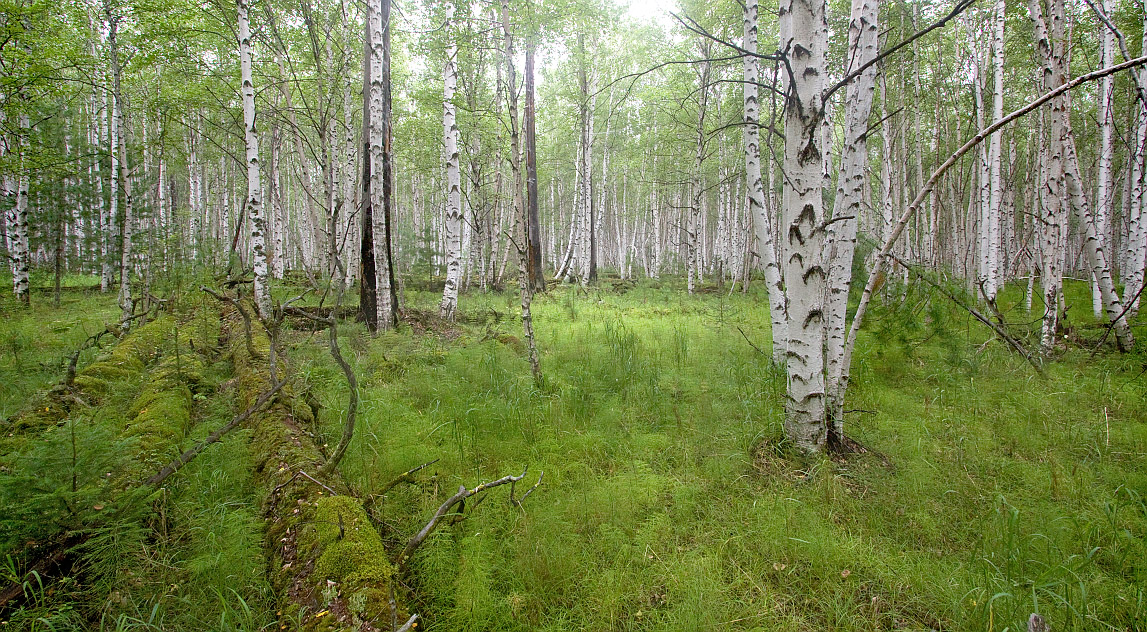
[223,301,407,631]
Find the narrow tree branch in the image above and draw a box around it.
[845,55,1147,371]
[823,0,978,103]
[1090,281,1147,357]
[889,252,1047,378]
[396,467,541,569]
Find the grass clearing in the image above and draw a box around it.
[288,278,1147,632]
[1,274,1144,630]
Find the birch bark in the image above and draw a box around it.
[1094,0,1115,318]
[107,3,133,322]
[1029,0,1068,353]
[688,49,711,295]
[779,0,830,451]
[368,0,396,330]
[825,0,878,440]
[1031,0,1133,351]
[986,0,1004,299]
[238,0,270,316]
[440,40,462,319]
[5,116,30,306]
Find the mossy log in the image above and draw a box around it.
[224,304,405,631]
[2,315,175,437]
[118,314,217,479]
[0,313,219,613]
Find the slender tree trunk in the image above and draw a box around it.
[1029,0,1069,353]
[6,115,31,306]
[1031,0,1133,351]
[501,0,540,380]
[237,0,270,315]
[108,5,133,322]
[360,23,378,331]
[1093,0,1115,317]
[525,39,545,292]
[744,0,787,363]
[826,0,879,443]
[986,0,1004,299]
[689,48,711,295]
[368,0,396,330]
[440,40,462,319]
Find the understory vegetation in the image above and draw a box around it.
[1,274,1145,631]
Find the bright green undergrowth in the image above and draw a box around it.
[2,273,1144,631]
[0,287,121,423]
[290,277,1147,632]
[0,278,273,631]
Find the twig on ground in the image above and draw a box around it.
[396,467,543,570]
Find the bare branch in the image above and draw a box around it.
[396,467,541,569]
[823,0,977,103]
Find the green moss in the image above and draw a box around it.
[312,496,392,585]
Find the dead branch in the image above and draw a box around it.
[736,326,768,357]
[201,285,263,361]
[395,614,418,632]
[1089,281,1147,357]
[375,460,440,497]
[890,253,1047,378]
[144,378,288,487]
[286,302,359,477]
[396,467,543,570]
[64,310,151,388]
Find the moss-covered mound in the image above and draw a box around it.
[2,316,175,437]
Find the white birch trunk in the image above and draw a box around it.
[1029,0,1068,353]
[368,0,395,329]
[1094,0,1115,317]
[6,115,31,305]
[108,6,133,321]
[439,41,463,319]
[986,0,1005,299]
[780,0,830,451]
[238,0,270,315]
[688,52,711,295]
[744,0,787,361]
[826,0,878,439]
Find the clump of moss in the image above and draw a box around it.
[312,495,392,585]
[71,316,173,395]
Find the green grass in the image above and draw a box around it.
[2,273,1145,631]
[0,276,273,631]
[291,277,1146,632]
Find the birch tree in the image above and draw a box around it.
[368,0,397,330]
[501,0,540,380]
[1093,0,1115,318]
[238,0,270,316]
[825,0,879,439]
[107,0,133,322]
[4,115,31,306]
[1030,0,1133,352]
[778,0,831,451]
[743,0,786,363]
[440,38,462,320]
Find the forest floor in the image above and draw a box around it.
[1,272,1145,631]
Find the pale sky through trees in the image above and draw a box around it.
[624,0,676,26]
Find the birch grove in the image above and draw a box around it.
[2,0,1145,448]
